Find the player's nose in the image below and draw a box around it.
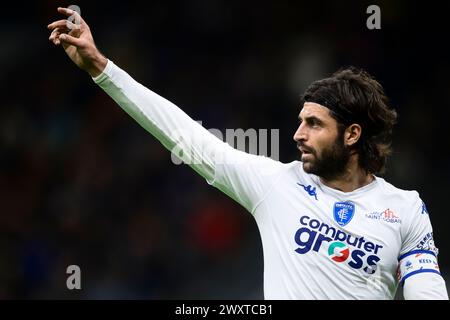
[293,124,306,142]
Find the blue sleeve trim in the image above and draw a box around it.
[398,249,436,261]
[400,269,441,285]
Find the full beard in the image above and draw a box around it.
[301,137,351,181]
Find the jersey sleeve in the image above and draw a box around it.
[403,272,448,300]
[210,149,284,213]
[398,193,448,299]
[93,60,283,213]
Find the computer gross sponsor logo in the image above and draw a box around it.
[294,215,384,274]
[328,241,350,262]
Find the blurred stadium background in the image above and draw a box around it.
[0,0,449,299]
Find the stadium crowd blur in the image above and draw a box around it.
[1,0,449,299]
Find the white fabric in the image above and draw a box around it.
[93,60,448,300]
[403,272,448,300]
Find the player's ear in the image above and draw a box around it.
[344,123,362,147]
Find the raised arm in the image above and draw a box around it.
[47,7,284,213]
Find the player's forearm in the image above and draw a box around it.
[92,60,227,182]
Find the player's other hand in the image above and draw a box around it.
[48,7,108,77]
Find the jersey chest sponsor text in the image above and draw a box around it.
[294,215,384,274]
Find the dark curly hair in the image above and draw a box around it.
[301,67,398,175]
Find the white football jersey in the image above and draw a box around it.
[93,60,447,299]
[213,156,442,299]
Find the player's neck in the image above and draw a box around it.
[319,156,374,193]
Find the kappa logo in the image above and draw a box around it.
[297,183,318,200]
[421,201,429,215]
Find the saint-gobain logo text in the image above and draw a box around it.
[365,209,401,224]
[170,121,280,165]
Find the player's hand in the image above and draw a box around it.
[47,7,108,77]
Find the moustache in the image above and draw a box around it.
[297,143,315,155]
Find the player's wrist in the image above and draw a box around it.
[86,51,108,78]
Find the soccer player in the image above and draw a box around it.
[48,7,448,299]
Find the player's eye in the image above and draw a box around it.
[311,119,323,128]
